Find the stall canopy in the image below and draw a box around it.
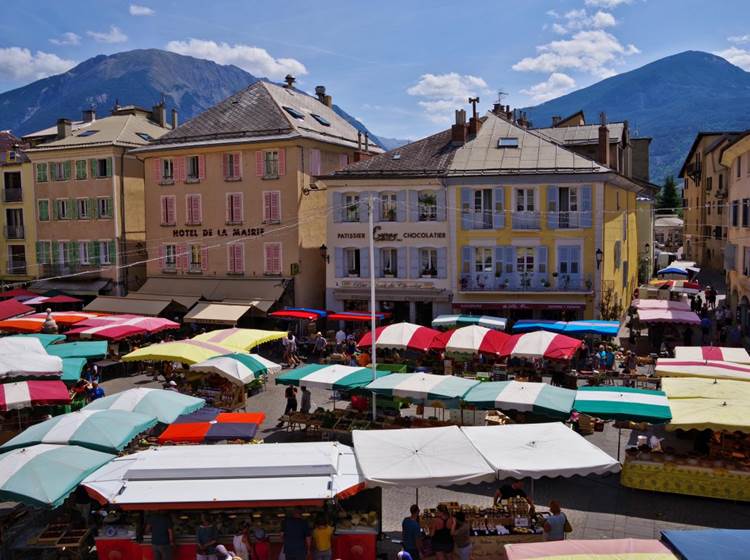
[462,381,575,419]
[0,336,47,354]
[0,288,37,300]
[500,330,583,360]
[429,326,510,357]
[655,359,750,382]
[662,381,750,433]
[512,321,619,336]
[0,298,33,321]
[648,279,701,295]
[636,309,700,325]
[662,377,750,400]
[661,529,750,560]
[276,364,391,391]
[366,373,479,402]
[352,426,495,487]
[83,388,205,424]
[61,357,87,382]
[76,314,179,333]
[673,346,750,364]
[0,444,114,507]
[633,299,691,311]
[24,295,83,306]
[0,350,62,380]
[573,386,672,423]
[505,538,676,560]
[191,353,281,386]
[192,328,287,352]
[357,322,440,352]
[157,409,265,444]
[0,380,70,411]
[0,409,157,454]
[123,339,232,365]
[328,311,385,322]
[461,423,620,479]
[82,441,363,509]
[0,312,99,332]
[657,266,689,276]
[46,341,108,360]
[84,296,187,317]
[183,302,252,325]
[431,315,507,331]
[270,310,320,321]
[65,323,148,341]
[13,333,66,347]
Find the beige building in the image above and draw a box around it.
[128,79,381,324]
[654,214,683,253]
[23,105,171,296]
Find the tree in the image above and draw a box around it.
[656,175,681,215]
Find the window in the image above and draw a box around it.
[472,189,493,229]
[622,260,629,287]
[718,201,723,215]
[745,247,750,276]
[733,200,739,226]
[55,199,70,220]
[264,151,279,178]
[516,248,535,274]
[706,176,713,191]
[381,248,398,276]
[78,242,90,265]
[263,191,281,224]
[283,106,305,120]
[228,243,244,274]
[57,242,67,265]
[161,158,174,181]
[226,193,243,225]
[343,193,359,222]
[163,244,177,271]
[474,247,493,273]
[92,158,112,178]
[719,174,724,192]
[311,114,330,126]
[380,193,397,222]
[418,191,437,221]
[78,130,98,137]
[186,194,202,225]
[97,197,113,219]
[224,153,241,180]
[37,241,51,265]
[557,246,581,275]
[419,248,438,277]
[498,137,519,148]
[186,156,200,181]
[38,199,50,222]
[136,132,153,142]
[99,240,112,265]
[344,248,360,276]
[160,195,176,226]
[77,198,89,219]
[75,160,87,180]
[743,199,750,227]
[189,244,203,272]
[50,161,70,181]
[264,242,282,275]
[35,163,48,183]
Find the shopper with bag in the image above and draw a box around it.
[543,500,572,541]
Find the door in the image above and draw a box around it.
[415,302,433,326]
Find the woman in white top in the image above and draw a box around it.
[232,525,251,560]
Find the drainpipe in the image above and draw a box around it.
[119,149,128,294]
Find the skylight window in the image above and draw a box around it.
[497,137,519,148]
[136,132,153,141]
[78,130,99,137]
[283,106,305,120]
[392,153,401,160]
[311,113,331,127]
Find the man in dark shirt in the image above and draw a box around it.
[281,510,311,560]
[494,480,533,508]
[145,511,174,560]
[401,504,422,560]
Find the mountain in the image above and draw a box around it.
[523,51,750,183]
[0,48,385,147]
[377,136,411,151]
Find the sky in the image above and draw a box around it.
[1,0,749,140]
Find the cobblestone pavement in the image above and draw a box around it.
[102,370,750,540]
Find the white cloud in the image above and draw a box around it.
[129,4,155,16]
[513,30,639,78]
[86,25,128,44]
[407,72,491,123]
[165,39,307,79]
[716,47,750,71]
[521,72,577,102]
[584,0,632,7]
[550,9,616,35]
[728,34,750,44]
[0,47,75,81]
[49,32,81,46]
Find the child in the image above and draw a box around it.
[312,515,334,560]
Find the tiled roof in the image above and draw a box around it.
[25,115,168,151]
[533,123,626,145]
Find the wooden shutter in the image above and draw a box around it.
[359,247,369,277]
[175,157,185,183]
[178,243,188,270]
[278,148,286,176]
[408,191,419,222]
[409,247,420,278]
[493,187,505,229]
[232,244,245,273]
[461,246,472,274]
[105,158,113,177]
[256,151,264,177]
[232,152,241,178]
[310,149,321,175]
[263,192,270,223]
[152,159,161,182]
[194,194,202,224]
[63,160,72,180]
[265,243,281,274]
[547,186,559,229]
[160,196,169,225]
[201,245,209,271]
[335,248,344,278]
[198,155,206,179]
[270,191,280,223]
[436,190,446,221]
[396,191,407,222]
[332,192,343,223]
[233,193,243,223]
[89,159,97,178]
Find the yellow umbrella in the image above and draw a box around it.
[662,378,750,400]
[667,398,750,433]
[192,328,286,352]
[122,340,230,365]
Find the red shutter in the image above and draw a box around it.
[265,243,281,274]
[262,191,270,223]
[233,193,243,223]
[271,191,281,223]
[225,194,231,223]
[201,245,209,271]
[159,245,166,266]
[160,196,167,224]
[222,154,229,179]
[175,157,186,182]
[167,196,175,225]
[233,152,241,178]
[152,159,161,182]
[278,148,286,176]
[178,244,188,270]
[194,194,202,224]
[256,151,264,177]
[198,155,206,179]
[264,244,271,273]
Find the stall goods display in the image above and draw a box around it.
[421,501,544,537]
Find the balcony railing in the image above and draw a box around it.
[460,273,591,292]
[512,211,540,230]
[549,211,591,229]
[2,188,22,203]
[6,261,27,275]
[4,225,24,239]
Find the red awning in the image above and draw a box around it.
[328,313,382,322]
[270,310,319,321]
[0,299,34,321]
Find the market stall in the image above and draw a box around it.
[573,387,672,423]
[655,358,750,381]
[123,339,232,365]
[357,322,440,352]
[365,373,479,406]
[430,325,510,358]
[432,314,507,331]
[277,364,391,392]
[0,298,33,321]
[192,328,287,352]
[83,388,205,424]
[672,346,750,364]
[648,279,701,295]
[0,380,70,411]
[500,331,583,361]
[633,300,700,325]
[462,381,576,419]
[661,529,750,560]
[72,314,179,333]
[46,340,108,360]
[0,312,100,333]
[189,353,281,408]
[157,409,265,443]
[505,538,676,560]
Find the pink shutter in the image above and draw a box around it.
[271,191,281,223]
[227,245,234,273]
[159,245,166,266]
[233,152,241,178]
[256,151,264,177]
[185,196,192,224]
[195,194,202,224]
[198,155,206,179]
[225,194,231,223]
[160,196,168,225]
[262,191,270,223]
[201,245,209,271]
[167,196,176,225]
[339,153,349,168]
[278,148,286,176]
[236,244,245,273]
[178,244,188,270]
[233,193,243,223]
[152,159,161,182]
[264,244,271,273]
[175,157,186,182]
[223,154,229,179]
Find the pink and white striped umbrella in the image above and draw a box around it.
[655,359,750,381]
[0,380,70,411]
[74,314,179,334]
[357,322,440,352]
[673,346,750,364]
[501,330,583,361]
[66,324,148,341]
[430,326,510,357]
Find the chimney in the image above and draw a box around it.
[451,109,468,145]
[552,115,561,127]
[284,74,296,89]
[82,108,96,123]
[492,103,504,116]
[171,108,179,129]
[151,102,166,128]
[56,118,71,140]
[597,112,610,167]
[468,97,482,136]
[364,132,369,152]
[315,85,333,107]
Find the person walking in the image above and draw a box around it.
[281,510,311,560]
[543,500,571,541]
[145,511,175,560]
[453,511,472,560]
[196,514,220,560]
[401,504,422,560]
[300,385,312,414]
[429,504,454,560]
[312,332,327,363]
[335,328,347,353]
[277,385,298,427]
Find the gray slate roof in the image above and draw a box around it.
[533,123,625,145]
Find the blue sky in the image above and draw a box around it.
[1,0,749,139]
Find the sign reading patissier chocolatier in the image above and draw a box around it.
[336,226,446,243]
[172,227,265,238]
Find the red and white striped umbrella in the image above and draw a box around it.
[674,346,750,364]
[501,330,583,361]
[0,380,70,411]
[66,324,148,341]
[358,322,440,352]
[430,326,510,357]
[74,315,179,333]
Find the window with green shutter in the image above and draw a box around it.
[105,157,113,177]
[108,240,116,263]
[88,241,99,265]
[76,160,87,180]
[67,241,78,264]
[36,163,48,182]
[97,197,113,218]
[63,160,72,180]
[89,159,97,178]
[38,199,49,222]
[87,198,95,219]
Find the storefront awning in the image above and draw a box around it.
[29,278,111,296]
[84,296,186,316]
[183,303,252,325]
[136,277,284,312]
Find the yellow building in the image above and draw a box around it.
[0,134,36,284]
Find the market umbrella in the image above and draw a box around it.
[673,346,750,364]
[661,377,750,400]
[0,352,62,380]
[512,320,568,333]
[276,364,392,391]
[0,288,37,300]
[190,353,281,386]
[46,341,108,360]
[270,310,321,321]
[648,279,701,295]
[75,314,179,333]
[83,388,205,424]
[61,358,87,382]
[24,295,83,306]
[0,312,99,333]
[655,359,750,382]
[431,314,507,331]
[563,321,620,337]
[123,339,232,365]
[666,398,750,433]
[192,328,287,352]
[504,538,675,560]
[429,325,510,357]
[0,298,33,321]
[573,386,672,423]
[0,380,70,411]
[157,409,265,443]
[0,444,114,507]
[462,381,575,419]
[657,266,689,276]
[12,334,66,347]
[500,330,583,360]
[0,336,48,354]
[357,322,440,352]
[0,409,157,453]
[327,312,385,322]
[65,324,148,341]
[365,373,479,402]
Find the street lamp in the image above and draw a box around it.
[319,244,330,263]
[595,248,603,270]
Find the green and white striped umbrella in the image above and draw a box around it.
[463,381,576,418]
[276,364,392,391]
[190,353,281,386]
[574,386,672,423]
[432,314,507,331]
[83,388,205,424]
[0,444,114,507]
[366,373,479,403]
[0,409,157,454]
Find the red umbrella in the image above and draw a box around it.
[0,380,70,411]
[0,288,37,301]
[75,315,179,333]
[430,326,510,357]
[270,310,320,321]
[158,410,266,443]
[501,330,583,361]
[66,324,148,341]
[0,299,34,321]
[357,322,440,352]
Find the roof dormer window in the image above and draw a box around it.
[497,137,519,148]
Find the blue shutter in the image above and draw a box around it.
[536,246,548,288]
[397,247,407,278]
[547,186,558,229]
[437,248,447,278]
[409,191,419,222]
[372,192,381,222]
[461,246,472,274]
[396,191,407,222]
[580,186,592,228]
[409,247,420,278]
[436,189,446,221]
[359,195,369,223]
[332,192,343,223]
[373,248,382,277]
[359,248,370,278]
[493,187,505,229]
[571,246,582,284]
[335,248,344,277]
[494,247,505,279]
[461,188,472,230]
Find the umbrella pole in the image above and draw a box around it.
[530,478,534,504]
[369,193,377,422]
[617,427,622,461]
[416,487,419,507]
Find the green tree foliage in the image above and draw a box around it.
[657,175,681,215]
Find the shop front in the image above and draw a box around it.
[455,300,588,322]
